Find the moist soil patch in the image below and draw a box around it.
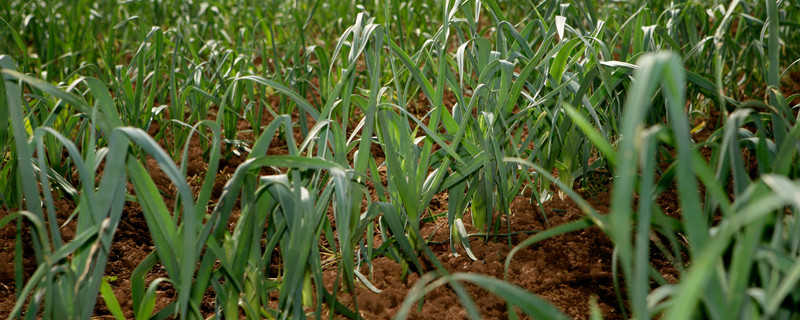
[322,192,678,320]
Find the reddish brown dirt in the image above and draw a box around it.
[0,210,31,317]
[783,71,800,106]
[93,202,181,319]
[0,199,78,316]
[321,191,679,320]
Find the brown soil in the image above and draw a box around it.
[323,191,678,320]
[784,71,800,106]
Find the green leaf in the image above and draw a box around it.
[100,277,126,320]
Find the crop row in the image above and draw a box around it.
[1,0,800,319]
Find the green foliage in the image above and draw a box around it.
[2,0,800,319]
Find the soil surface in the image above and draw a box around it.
[324,192,648,320]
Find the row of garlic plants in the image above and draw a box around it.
[2,0,800,318]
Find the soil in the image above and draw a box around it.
[323,191,659,320]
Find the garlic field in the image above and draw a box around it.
[1,0,800,319]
